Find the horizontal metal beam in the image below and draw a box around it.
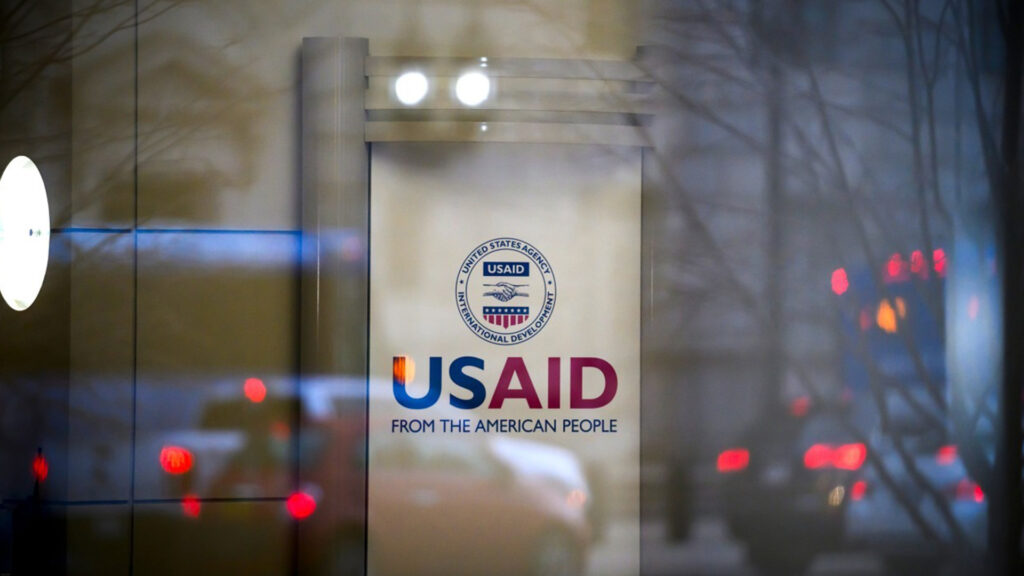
[365,88,656,115]
[365,121,650,146]
[366,56,650,82]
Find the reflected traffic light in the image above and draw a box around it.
[159,446,194,475]
[244,377,267,403]
[286,492,316,520]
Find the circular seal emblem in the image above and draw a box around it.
[455,238,556,345]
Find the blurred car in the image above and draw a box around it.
[147,378,593,576]
[844,431,987,574]
[367,434,590,576]
[715,404,866,574]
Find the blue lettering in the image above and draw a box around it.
[393,356,442,409]
[448,356,486,409]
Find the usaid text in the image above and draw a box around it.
[392,356,618,410]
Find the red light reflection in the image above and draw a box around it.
[182,494,201,518]
[286,492,317,520]
[803,444,832,469]
[956,479,984,503]
[859,308,872,331]
[790,396,811,418]
[909,250,928,277]
[933,248,947,277]
[244,378,267,403]
[717,449,749,473]
[803,443,866,470]
[32,454,48,482]
[270,421,290,440]
[159,446,194,475]
[851,480,868,501]
[886,253,907,282]
[831,268,849,295]
[936,445,958,465]
[833,443,867,470]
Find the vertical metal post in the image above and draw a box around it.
[995,2,1022,572]
[299,37,369,575]
[754,0,787,410]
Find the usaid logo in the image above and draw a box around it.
[456,238,556,345]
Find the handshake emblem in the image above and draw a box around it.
[483,282,529,302]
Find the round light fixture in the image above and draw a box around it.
[395,71,428,106]
[455,71,490,107]
[0,156,49,311]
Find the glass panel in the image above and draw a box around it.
[641,2,1012,575]
[0,2,1017,576]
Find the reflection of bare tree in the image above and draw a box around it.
[0,0,1016,572]
[0,1,178,112]
[642,0,1018,565]
[0,0,292,501]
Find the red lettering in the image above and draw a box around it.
[489,357,542,409]
[570,357,618,409]
[548,357,561,409]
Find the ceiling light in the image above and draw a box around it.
[455,72,490,107]
[395,71,428,106]
[0,156,49,311]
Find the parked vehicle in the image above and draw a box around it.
[145,378,594,576]
[845,432,986,574]
[836,250,990,573]
[716,406,865,574]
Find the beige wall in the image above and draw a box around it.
[73,0,639,231]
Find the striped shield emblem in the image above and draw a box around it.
[482,306,529,329]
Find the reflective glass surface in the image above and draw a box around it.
[0,1,1018,576]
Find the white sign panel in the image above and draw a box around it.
[369,142,640,576]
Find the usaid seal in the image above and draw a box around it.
[456,238,556,345]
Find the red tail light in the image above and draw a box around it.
[933,248,947,277]
[833,443,867,470]
[886,253,908,282]
[717,449,749,473]
[286,491,317,520]
[955,479,984,503]
[850,480,868,501]
[803,443,867,471]
[159,446,194,475]
[803,444,833,469]
[936,445,957,465]
[831,268,849,295]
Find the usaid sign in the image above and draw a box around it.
[368,142,640,575]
